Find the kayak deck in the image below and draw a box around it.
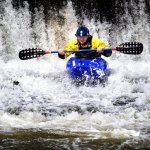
[66,57,109,85]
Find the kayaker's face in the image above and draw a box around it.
[77,36,88,44]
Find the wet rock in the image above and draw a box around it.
[113,96,136,106]
[7,107,22,115]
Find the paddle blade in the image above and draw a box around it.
[116,42,143,55]
[19,48,45,60]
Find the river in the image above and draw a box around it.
[0,0,150,149]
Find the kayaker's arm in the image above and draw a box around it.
[96,48,112,57]
[58,39,78,59]
[58,49,73,59]
[58,49,65,59]
[94,37,112,57]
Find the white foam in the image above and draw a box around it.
[0,0,149,140]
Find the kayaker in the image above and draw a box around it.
[58,26,112,59]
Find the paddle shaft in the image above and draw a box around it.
[45,48,117,54]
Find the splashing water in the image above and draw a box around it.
[0,0,150,149]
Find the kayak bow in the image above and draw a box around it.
[66,57,108,82]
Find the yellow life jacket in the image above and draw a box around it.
[64,36,109,58]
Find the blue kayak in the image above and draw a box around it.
[66,57,108,84]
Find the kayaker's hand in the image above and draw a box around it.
[97,47,103,53]
[58,49,65,55]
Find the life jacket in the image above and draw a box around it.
[75,36,101,59]
[63,36,111,59]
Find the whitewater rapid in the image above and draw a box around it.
[0,54,149,140]
[0,0,149,143]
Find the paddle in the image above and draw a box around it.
[19,42,143,60]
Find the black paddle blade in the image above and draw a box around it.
[117,42,143,55]
[19,48,45,60]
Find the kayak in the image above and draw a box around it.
[66,57,108,84]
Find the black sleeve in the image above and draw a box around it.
[58,53,65,59]
[102,49,112,57]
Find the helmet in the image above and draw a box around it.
[75,26,89,36]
